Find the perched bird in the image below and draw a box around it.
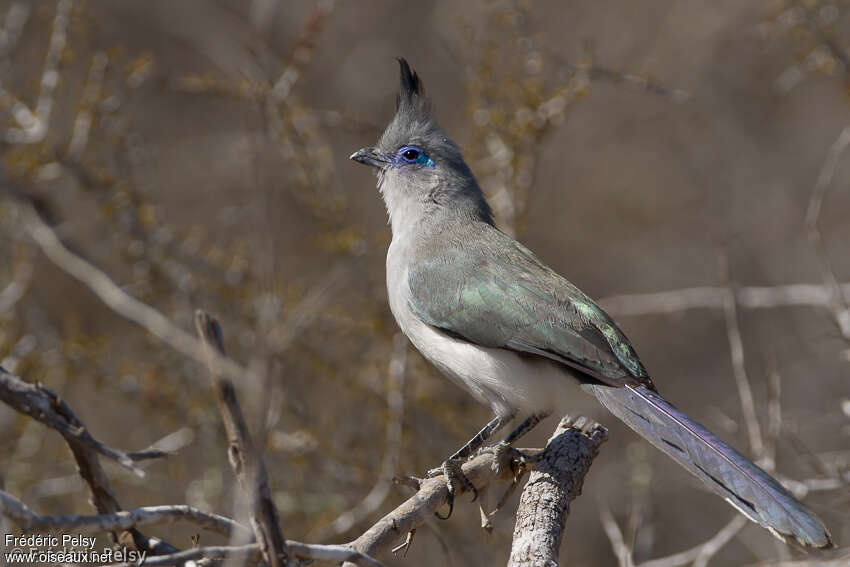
[350,58,833,548]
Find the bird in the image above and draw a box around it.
[350,58,833,549]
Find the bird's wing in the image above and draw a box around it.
[407,228,651,388]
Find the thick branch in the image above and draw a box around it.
[508,416,608,567]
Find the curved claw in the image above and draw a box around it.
[433,458,478,520]
[435,489,454,520]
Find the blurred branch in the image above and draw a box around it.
[15,199,252,382]
[805,125,850,342]
[599,504,634,567]
[794,0,850,76]
[16,198,346,385]
[637,515,748,567]
[5,0,72,144]
[0,366,148,476]
[0,367,178,556]
[1,488,387,567]
[598,282,850,316]
[602,506,748,567]
[556,57,689,103]
[194,311,289,567]
[0,490,249,537]
[743,551,850,567]
[268,0,336,103]
[720,254,765,461]
[508,416,608,567]
[0,1,29,59]
[0,259,31,315]
[110,542,385,567]
[67,51,109,161]
[313,332,408,540]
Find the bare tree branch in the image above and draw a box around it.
[805,125,850,342]
[0,368,178,556]
[598,282,850,316]
[0,366,147,475]
[194,311,289,567]
[720,254,764,461]
[312,332,408,540]
[637,515,748,567]
[508,416,608,567]
[0,2,29,59]
[109,541,386,567]
[5,0,71,144]
[15,199,261,387]
[343,442,529,567]
[0,259,31,315]
[14,198,349,387]
[0,490,249,537]
[599,504,635,567]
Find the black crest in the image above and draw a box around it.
[396,58,425,112]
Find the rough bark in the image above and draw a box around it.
[508,415,608,567]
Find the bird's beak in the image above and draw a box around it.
[350,146,391,169]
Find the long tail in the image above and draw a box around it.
[586,383,834,548]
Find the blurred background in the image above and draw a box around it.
[0,0,849,565]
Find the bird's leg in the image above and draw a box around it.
[503,411,551,445]
[486,411,553,470]
[429,412,515,520]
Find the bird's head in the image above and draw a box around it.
[350,58,492,232]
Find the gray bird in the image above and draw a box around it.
[350,58,833,548]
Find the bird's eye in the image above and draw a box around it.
[396,145,434,168]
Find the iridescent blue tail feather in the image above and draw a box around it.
[587,383,834,549]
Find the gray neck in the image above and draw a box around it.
[380,175,493,241]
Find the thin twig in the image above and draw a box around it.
[0,368,178,556]
[598,282,850,316]
[0,490,250,537]
[5,0,72,144]
[720,254,764,460]
[194,311,289,567]
[692,515,750,567]
[15,199,348,387]
[637,515,748,567]
[0,2,29,59]
[109,541,386,567]
[67,51,109,160]
[600,505,635,567]
[804,125,850,342]
[0,367,146,475]
[764,361,782,472]
[313,333,407,540]
[16,200,261,387]
[0,261,31,315]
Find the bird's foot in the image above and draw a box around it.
[478,441,543,477]
[428,458,477,520]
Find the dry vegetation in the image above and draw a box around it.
[1,1,850,566]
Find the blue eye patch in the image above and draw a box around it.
[396,145,435,168]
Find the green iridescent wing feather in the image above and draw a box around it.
[407,226,650,387]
